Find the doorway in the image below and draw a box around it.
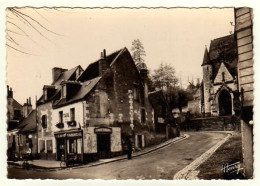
[97,133,111,159]
[138,135,143,149]
[218,89,232,116]
[56,138,65,161]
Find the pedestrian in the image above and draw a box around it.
[127,139,133,160]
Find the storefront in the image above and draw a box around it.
[94,127,112,159]
[54,130,83,162]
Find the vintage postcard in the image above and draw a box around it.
[1,1,258,184]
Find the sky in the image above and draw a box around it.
[6,7,235,107]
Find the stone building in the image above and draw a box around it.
[234,7,254,178]
[36,47,155,162]
[201,34,239,116]
[7,85,35,160]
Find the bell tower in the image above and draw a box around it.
[201,47,212,116]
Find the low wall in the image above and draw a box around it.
[181,116,241,131]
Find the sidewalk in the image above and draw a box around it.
[8,134,188,170]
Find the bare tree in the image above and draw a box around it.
[6,7,63,55]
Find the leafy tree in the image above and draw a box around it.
[131,39,146,64]
[152,63,178,89]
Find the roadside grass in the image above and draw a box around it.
[197,132,243,179]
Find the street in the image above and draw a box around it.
[8,132,226,180]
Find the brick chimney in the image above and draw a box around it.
[23,97,32,117]
[52,67,68,83]
[99,49,108,76]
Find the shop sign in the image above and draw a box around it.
[55,133,66,138]
[94,127,112,133]
[55,131,82,138]
[67,132,82,138]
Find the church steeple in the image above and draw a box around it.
[201,46,211,66]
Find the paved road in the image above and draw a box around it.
[8,132,226,180]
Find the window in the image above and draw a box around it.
[44,89,48,100]
[133,87,139,101]
[69,139,77,154]
[141,109,146,123]
[14,110,21,119]
[222,72,225,81]
[59,111,63,123]
[46,140,53,153]
[18,134,23,145]
[70,108,75,121]
[42,115,47,129]
[39,140,45,153]
[61,85,66,98]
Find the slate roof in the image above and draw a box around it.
[37,65,82,104]
[53,77,101,108]
[52,66,80,86]
[19,110,36,133]
[78,48,124,82]
[208,34,238,80]
[201,47,211,66]
[38,47,137,108]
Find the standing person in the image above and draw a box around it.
[127,138,133,160]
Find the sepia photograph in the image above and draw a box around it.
[3,5,255,181]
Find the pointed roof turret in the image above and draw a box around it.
[201,46,211,66]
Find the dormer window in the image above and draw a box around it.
[43,85,56,101]
[61,85,66,98]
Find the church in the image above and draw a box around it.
[201,34,240,117]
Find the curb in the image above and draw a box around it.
[173,132,233,180]
[8,134,189,171]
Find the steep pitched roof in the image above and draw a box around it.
[53,77,101,108]
[19,110,36,133]
[208,34,238,80]
[201,47,211,66]
[52,65,81,86]
[37,66,82,105]
[78,48,124,82]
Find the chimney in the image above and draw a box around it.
[23,97,33,117]
[99,49,108,76]
[29,97,31,105]
[7,86,13,98]
[52,67,68,83]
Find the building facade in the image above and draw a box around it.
[7,85,35,160]
[235,7,254,178]
[36,47,155,162]
[201,34,240,117]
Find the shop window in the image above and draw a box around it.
[141,109,146,123]
[42,115,47,129]
[18,134,23,145]
[46,140,53,153]
[59,111,63,123]
[70,108,75,121]
[39,140,45,153]
[68,139,77,154]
